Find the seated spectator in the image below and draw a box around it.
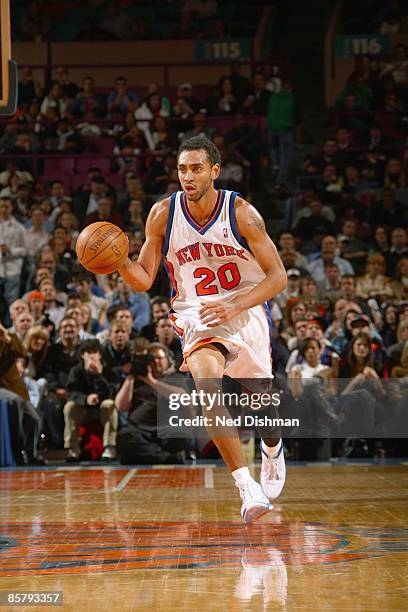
[40,82,69,116]
[23,325,50,380]
[84,196,123,228]
[7,299,29,333]
[42,316,81,448]
[308,235,355,283]
[102,319,132,371]
[154,316,182,369]
[182,111,216,142]
[276,268,301,309]
[355,254,395,302]
[173,83,203,119]
[278,231,309,269]
[26,290,53,332]
[299,276,327,317]
[0,321,42,464]
[140,296,171,342]
[293,198,335,241]
[384,158,403,189]
[145,153,177,195]
[14,311,34,344]
[318,262,342,304]
[340,332,387,388]
[388,320,408,369]
[123,198,145,236]
[379,302,399,348]
[391,341,408,378]
[286,319,338,374]
[392,257,408,302]
[116,342,195,465]
[241,72,270,116]
[26,245,69,294]
[18,66,43,107]
[369,225,390,261]
[107,274,150,335]
[337,220,370,275]
[64,339,118,461]
[73,272,108,328]
[25,206,50,257]
[287,317,308,352]
[39,278,66,328]
[210,77,238,115]
[107,76,139,115]
[0,197,28,314]
[335,128,358,170]
[65,305,94,341]
[388,227,408,276]
[70,75,106,118]
[379,43,408,89]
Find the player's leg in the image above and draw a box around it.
[186,343,271,523]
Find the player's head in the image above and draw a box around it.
[177,136,221,201]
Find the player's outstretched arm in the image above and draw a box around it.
[117,199,169,292]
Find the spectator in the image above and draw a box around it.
[7,298,29,333]
[294,198,335,243]
[42,316,81,448]
[84,196,123,228]
[308,235,355,283]
[0,322,42,464]
[370,190,406,230]
[73,272,108,328]
[25,206,50,257]
[107,76,139,115]
[388,320,408,369]
[18,66,43,107]
[210,78,238,116]
[23,325,50,380]
[115,342,195,465]
[40,82,69,116]
[0,197,27,312]
[39,278,66,328]
[278,231,309,269]
[318,262,342,303]
[355,254,395,302]
[26,245,69,294]
[242,72,270,116]
[65,305,95,341]
[102,319,132,372]
[64,339,118,461]
[73,175,109,229]
[337,220,370,275]
[107,274,150,334]
[154,316,182,369]
[70,76,106,119]
[218,62,251,105]
[267,80,295,185]
[388,227,408,276]
[393,257,408,302]
[276,268,301,309]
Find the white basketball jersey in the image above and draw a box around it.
[162,190,266,317]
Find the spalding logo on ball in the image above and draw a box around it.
[76,222,129,275]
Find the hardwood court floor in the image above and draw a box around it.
[0,463,407,611]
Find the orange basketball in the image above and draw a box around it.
[76,222,129,275]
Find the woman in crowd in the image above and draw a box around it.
[23,325,50,380]
[356,253,395,301]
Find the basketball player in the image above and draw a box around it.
[118,136,287,522]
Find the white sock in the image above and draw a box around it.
[261,439,281,458]
[232,466,251,485]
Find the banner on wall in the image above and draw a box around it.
[335,34,391,57]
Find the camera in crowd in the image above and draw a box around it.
[130,353,155,377]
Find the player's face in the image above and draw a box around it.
[177,149,220,202]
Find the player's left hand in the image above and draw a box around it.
[199,300,242,327]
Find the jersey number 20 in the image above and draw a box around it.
[194,262,241,296]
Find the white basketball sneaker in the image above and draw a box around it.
[260,440,286,501]
[237,478,273,524]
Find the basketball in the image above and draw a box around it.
[76,222,129,275]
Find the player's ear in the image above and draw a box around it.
[211,163,221,181]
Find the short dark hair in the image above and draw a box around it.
[80,339,102,355]
[299,337,321,358]
[177,136,221,166]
